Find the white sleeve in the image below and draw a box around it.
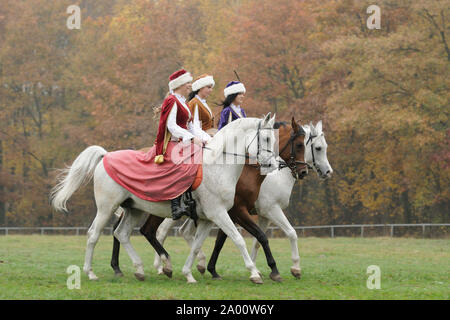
[188,118,212,143]
[167,102,195,142]
[193,104,201,128]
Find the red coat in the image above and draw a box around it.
[102,96,202,202]
[155,95,192,163]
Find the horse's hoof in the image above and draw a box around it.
[258,271,263,278]
[163,267,173,278]
[250,275,263,284]
[186,277,197,284]
[270,273,283,282]
[210,271,222,280]
[291,267,302,279]
[197,265,206,275]
[134,273,145,281]
[88,272,98,281]
[114,272,124,277]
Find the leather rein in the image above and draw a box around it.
[203,120,275,169]
[277,127,308,179]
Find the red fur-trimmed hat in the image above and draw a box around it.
[168,69,193,91]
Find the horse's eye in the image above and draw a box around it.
[296,143,303,149]
[316,147,322,151]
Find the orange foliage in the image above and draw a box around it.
[0,0,448,227]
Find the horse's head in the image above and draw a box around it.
[303,121,333,180]
[246,113,277,175]
[277,117,308,179]
[205,114,277,173]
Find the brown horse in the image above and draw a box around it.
[110,117,307,282]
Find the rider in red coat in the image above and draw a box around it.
[102,70,210,221]
[155,69,211,220]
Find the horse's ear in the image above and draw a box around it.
[263,112,271,125]
[316,120,323,133]
[269,113,276,126]
[309,121,316,135]
[291,116,299,133]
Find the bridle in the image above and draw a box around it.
[245,120,276,168]
[305,132,323,175]
[278,126,308,179]
[203,120,275,169]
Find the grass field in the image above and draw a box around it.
[0,235,448,300]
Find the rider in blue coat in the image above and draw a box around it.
[218,81,247,130]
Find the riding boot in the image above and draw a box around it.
[171,195,188,220]
[184,190,198,227]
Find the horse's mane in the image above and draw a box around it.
[273,121,287,129]
[204,117,263,163]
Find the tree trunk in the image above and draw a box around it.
[401,189,413,223]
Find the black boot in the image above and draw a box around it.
[184,190,198,227]
[171,195,188,220]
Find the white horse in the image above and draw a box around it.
[251,120,332,277]
[153,120,332,278]
[50,114,278,284]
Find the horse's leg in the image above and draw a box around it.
[139,215,173,278]
[206,228,228,280]
[209,211,263,284]
[263,205,301,278]
[180,219,207,275]
[250,215,271,262]
[84,205,116,281]
[114,208,146,281]
[111,215,124,276]
[181,219,214,283]
[154,218,177,274]
[233,210,282,282]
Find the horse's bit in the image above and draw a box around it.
[278,126,308,179]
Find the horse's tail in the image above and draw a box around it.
[50,145,107,213]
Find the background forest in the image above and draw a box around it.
[0,0,448,228]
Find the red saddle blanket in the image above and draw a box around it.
[103,141,202,202]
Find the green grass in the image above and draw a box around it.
[0,235,448,299]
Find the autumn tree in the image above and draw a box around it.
[0,0,447,229]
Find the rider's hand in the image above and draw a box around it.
[192,137,203,146]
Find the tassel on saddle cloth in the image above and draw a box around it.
[154,128,172,164]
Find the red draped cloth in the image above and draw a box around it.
[103,141,202,202]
